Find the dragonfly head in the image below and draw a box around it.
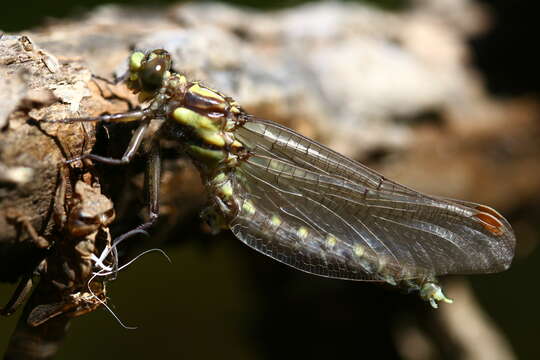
[66,182,116,237]
[126,49,172,99]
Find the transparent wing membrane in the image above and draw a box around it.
[48,49,515,308]
[228,117,515,283]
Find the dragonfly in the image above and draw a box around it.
[48,49,516,308]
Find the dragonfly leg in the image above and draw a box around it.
[66,119,150,165]
[46,108,153,125]
[5,210,50,249]
[1,274,35,316]
[92,72,128,86]
[91,74,134,109]
[144,135,161,225]
[52,165,70,228]
[1,211,51,316]
[111,136,161,247]
[18,217,49,249]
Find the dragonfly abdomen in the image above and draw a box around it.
[226,183,433,284]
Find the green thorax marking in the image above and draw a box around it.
[169,80,248,172]
[184,82,227,113]
[172,107,225,147]
[170,80,242,149]
[186,145,226,168]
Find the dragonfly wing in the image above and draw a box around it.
[28,302,71,327]
[227,117,515,282]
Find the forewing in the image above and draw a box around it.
[28,302,72,327]
[228,117,515,282]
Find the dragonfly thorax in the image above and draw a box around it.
[161,76,246,176]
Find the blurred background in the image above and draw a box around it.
[1,0,539,359]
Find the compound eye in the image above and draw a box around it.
[77,211,100,226]
[104,208,115,220]
[101,208,116,225]
[139,50,171,92]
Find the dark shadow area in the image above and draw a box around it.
[471,0,540,96]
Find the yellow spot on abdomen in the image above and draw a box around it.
[270,214,282,227]
[354,245,365,257]
[297,227,309,241]
[326,235,337,248]
[219,181,233,199]
[377,257,388,272]
[242,200,256,216]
